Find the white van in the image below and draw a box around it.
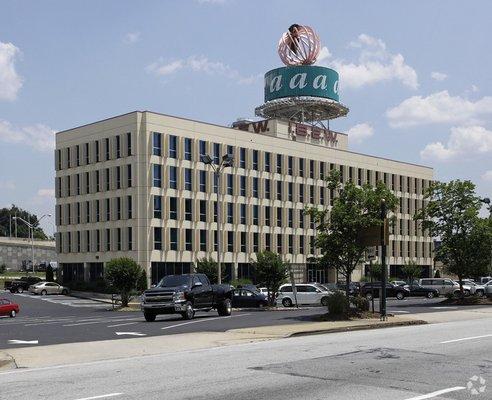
[277,283,331,307]
[419,278,459,295]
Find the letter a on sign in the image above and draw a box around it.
[313,75,327,90]
[269,75,282,93]
[289,73,307,89]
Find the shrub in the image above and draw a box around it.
[326,291,348,317]
[0,264,6,274]
[350,295,370,312]
[230,278,253,288]
[105,258,145,307]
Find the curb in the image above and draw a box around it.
[287,319,428,338]
[0,351,16,371]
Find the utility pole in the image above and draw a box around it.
[380,199,388,321]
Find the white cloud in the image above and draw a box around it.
[431,71,447,81]
[482,170,492,182]
[420,125,492,161]
[317,34,418,90]
[347,123,374,144]
[146,55,259,85]
[386,91,492,128]
[123,32,140,45]
[37,189,55,198]
[0,119,56,152]
[0,41,23,101]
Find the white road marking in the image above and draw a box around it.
[63,321,107,327]
[431,306,458,309]
[107,322,138,328]
[74,393,123,400]
[160,313,251,330]
[389,310,410,313]
[8,339,39,345]
[404,386,465,399]
[115,332,146,336]
[440,334,492,344]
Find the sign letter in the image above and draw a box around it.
[289,73,307,89]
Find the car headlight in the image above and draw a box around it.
[173,291,185,302]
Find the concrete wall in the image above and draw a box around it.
[0,237,56,271]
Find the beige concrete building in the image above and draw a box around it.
[55,111,434,286]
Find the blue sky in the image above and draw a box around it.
[1,0,491,235]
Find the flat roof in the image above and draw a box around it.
[56,110,433,171]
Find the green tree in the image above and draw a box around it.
[415,180,492,294]
[0,205,48,239]
[195,257,225,284]
[104,257,146,307]
[368,262,382,280]
[401,259,422,284]
[252,251,288,306]
[307,170,398,317]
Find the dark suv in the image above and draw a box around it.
[360,282,410,300]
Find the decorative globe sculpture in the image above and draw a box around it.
[277,25,321,66]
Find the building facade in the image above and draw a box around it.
[0,237,56,271]
[55,111,434,286]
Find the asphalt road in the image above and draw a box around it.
[0,290,488,348]
[1,311,491,400]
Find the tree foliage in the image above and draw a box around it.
[104,258,146,307]
[307,170,398,316]
[252,251,288,306]
[414,180,492,292]
[195,257,225,284]
[401,259,422,283]
[0,205,48,239]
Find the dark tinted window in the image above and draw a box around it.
[158,275,191,287]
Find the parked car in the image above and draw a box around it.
[141,274,233,321]
[360,282,410,300]
[232,289,268,308]
[419,278,465,296]
[407,284,439,298]
[0,298,19,318]
[478,276,492,285]
[461,279,486,297]
[453,280,476,295]
[29,282,69,295]
[277,283,331,307]
[485,281,492,298]
[336,282,361,296]
[391,280,409,288]
[5,276,44,293]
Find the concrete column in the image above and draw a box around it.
[83,262,90,282]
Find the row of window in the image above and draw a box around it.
[151,133,430,194]
[56,196,132,225]
[56,165,132,198]
[56,132,132,170]
[56,227,133,253]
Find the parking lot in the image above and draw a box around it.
[1,290,487,349]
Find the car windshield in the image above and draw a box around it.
[158,275,191,288]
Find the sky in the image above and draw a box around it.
[0,0,491,236]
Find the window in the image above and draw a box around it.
[185,168,192,190]
[76,174,80,195]
[127,164,132,187]
[213,201,217,222]
[288,182,293,201]
[227,174,233,195]
[240,176,246,196]
[105,198,110,221]
[227,145,233,158]
[288,209,293,227]
[277,234,282,253]
[154,196,162,218]
[199,140,206,160]
[127,227,132,250]
[185,199,192,221]
[116,197,121,220]
[76,231,81,252]
[96,200,100,222]
[106,228,111,251]
[116,166,121,189]
[253,177,258,198]
[170,228,178,250]
[200,230,207,251]
[116,136,121,159]
[169,166,177,189]
[265,179,271,199]
[288,156,293,175]
[310,185,315,204]
[95,141,100,163]
[153,132,161,156]
[105,138,110,160]
[277,181,282,200]
[227,231,234,252]
[154,227,162,250]
[85,143,89,164]
[127,195,132,219]
[184,137,192,161]
[85,171,90,194]
[265,152,271,172]
[169,135,177,158]
[276,154,282,173]
[76,145,80,166]
[170,197,178,219]
[239,148,246,168]
[240,232,246,252]
[227,203,233,223]
[253,205,259,225]
[310,160,315,179]
[214,231,218,251]
[153,164,161,187]
[299,183,304,203]
[95,170,100,192]
[213,143,220,164]
[106,168,110,191]
[200,200,206,222]
[117,228,121,251]
[320,187,325,205]
[199,170,206,192]
[299,158,304,177]
[240,204,246,224]
[253,233,259,252]
[289,235,294,253]
[265,206,271,226]
[265,233,271,252]
[358,169,362,185]
[185,229,192,251]
[96,230,101,252]
[76,202,81,224]
[276,208,282,227]
[67,147,71,167]
[299,210,304,229]
[253,150,259,170]
[127,132,132,156]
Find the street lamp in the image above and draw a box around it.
[202,153,234,284]
[13,214,52,273]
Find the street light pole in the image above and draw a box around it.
[380,199,388,321]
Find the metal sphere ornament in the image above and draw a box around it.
[278,24,321,66]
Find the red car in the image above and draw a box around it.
[0,298,20,318]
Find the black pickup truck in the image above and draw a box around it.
[141,274,233,321]
[4,276,44,293]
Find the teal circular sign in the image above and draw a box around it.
[264,65,340,102]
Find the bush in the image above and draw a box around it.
[0,264,6,274]
[105,258,145,307]
[350,295,370,312]
[326,291,348,317]
[230,278,253,288]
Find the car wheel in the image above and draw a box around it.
[396,292,405,300]
[258,301,265,308]
[181,302,195,320]
[464,290,470,297]
[476,290,484,297]
[365,293,373,301]
[143,311,156,322]
[61,289,68,295]
[426,291,435,299]
[17,287,23,294]
[9,310,16,318]
[321,296,329,307]
[218,299,232,316]
[282,297,293,307]
[41,290,47,296]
